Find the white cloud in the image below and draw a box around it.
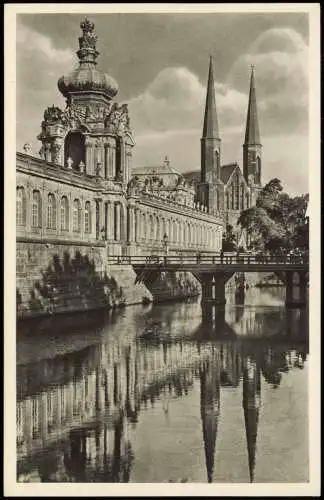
[16,22,75,152]
[128,66,248,135]
[17,22,74,64]
[227,28,308,135]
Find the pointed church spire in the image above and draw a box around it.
[202,56,220,139]
[244,65,261,146]
[242,358,261,483]
[200,355,221,483]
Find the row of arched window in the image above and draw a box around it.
[225,185,250,211]
[138,211,221,248]
[16,187,92,233]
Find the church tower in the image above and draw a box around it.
[243,66,262,194]
[197,57,222,213]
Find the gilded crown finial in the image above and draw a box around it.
[80,17,95,34]
[77,17,99,64]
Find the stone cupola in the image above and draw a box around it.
[37,18,135,184]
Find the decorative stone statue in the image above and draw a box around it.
[23,143,31,154]
[79,161,85,173]
[43,105,63,124]
[38,145,45,160]
[127,176,140,196]
[66,157,73,169]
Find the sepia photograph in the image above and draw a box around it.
[4,3,320,497]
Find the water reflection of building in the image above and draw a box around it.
[17,338,214,466]
[242,356,261,483]
[200,349,221,483]
[17,331,308,483]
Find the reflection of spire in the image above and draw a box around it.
[200,352,221,483]
[242,357,261,483]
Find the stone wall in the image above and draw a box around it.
[16,240,203,319]
[16,240,152,319]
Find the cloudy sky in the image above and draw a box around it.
[16,12,309,195]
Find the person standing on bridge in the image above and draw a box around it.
[220,249,224,264]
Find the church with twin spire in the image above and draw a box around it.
[184,56,263,228]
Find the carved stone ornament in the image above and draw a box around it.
[104,102,131,134]
[61,104,87,129]
[127,176,140,196]
[43,105,64,124]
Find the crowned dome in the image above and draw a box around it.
[57,18,119,100]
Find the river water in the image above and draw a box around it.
[16,285,309,483]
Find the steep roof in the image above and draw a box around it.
[220,163,239,184]
[183,170,201,185]
[244,66,261,146]
[183,164,245,186]
[133,161,183,177]
[202,56,220,139]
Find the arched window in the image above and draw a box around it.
[64,131,85,171]
[235,178,240,210]
[240,185,245,209]
[47,193,56,229]
[84,201,91,233]
[141,213,146,240]
[215,150,219,173]
[32,190,42,228]
[256,156,261,184]
[16,187,26,226]
[174,221,179,243]
[184,224,188,244]
[156,217,160,240]
[149,214,154,240]
[162,219,166,239]
[226,192,230,210]
[246,193,250,209]
[60,196,69,231]
[168,220,172,242]
[73,199,81,232]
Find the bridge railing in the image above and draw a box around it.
[107,252,309,266]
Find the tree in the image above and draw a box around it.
[238,179,309,253]
[222,224,237,252]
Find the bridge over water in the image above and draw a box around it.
[108,252,309,321]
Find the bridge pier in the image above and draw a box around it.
[195,272,234,324]
[200,272,227,307]
[199,273,226,306]
[285,271,308,308]
[201,302,226,325]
